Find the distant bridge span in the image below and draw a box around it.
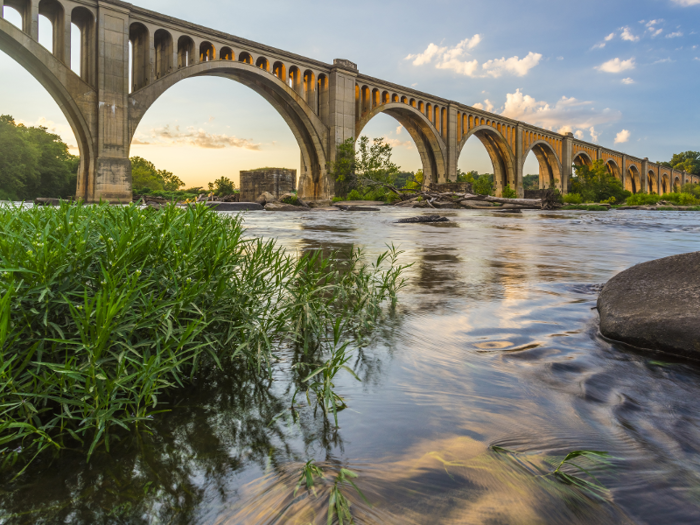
[1,0,696,201]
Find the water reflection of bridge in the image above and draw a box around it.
[1,0,696,202]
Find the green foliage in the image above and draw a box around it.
[681,183,700,198]
[522,174,539,190]
[281,195,300,206]
[473,173,494,196]
[207,176,236,196]
[0,203,408,474]
[0,115,78,201]
[502,185,517,199]
[131,157,184,193]
[571,160,631,203]
[626,193,661,205]
[456,169,479,183]
[563,193,583,204]
[404,169,424,191]
[551,450,613,500]
[661,151,700,175]
[295,459,325,497]
[394,171,416,189]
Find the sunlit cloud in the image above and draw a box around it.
[622,77,635,84]
[666,31,684,38]
[615,129,631,144]
[473,100,494,112]
[575,130,584,139]
[590,127,600,142]
[596,57,636,73]
[620,27,640,42]
[138,125,261,150]
[406,37,541,78]
[475,90,621,138]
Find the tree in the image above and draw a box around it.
[571,160,630,203]
[131,157,184,192]
[456,169,479,183]
[330,136,400,199]
[404,170,424,190]
[662,151,700,175]
[0,115,78,201]
[522,174,539,190]
[209,176,235,196]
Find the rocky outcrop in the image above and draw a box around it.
[597,251,700,359]
[256,192,277,206]
[205,202,263,211]
[264,202,308,211]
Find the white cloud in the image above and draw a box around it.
[671,0,700,5]
[646,19,664,27]
[653,58,674,64]
[622,77,635,84]
[396,125,403,135]
[592,42,607,50]
[590,127,600,142]
[406,38,541,78]
[473,100,494,112]
[482,52,543,77]
[651,28,664,37]
[143,125,260,149]
[575,130,584,139]
[406,43,447,66]
[497,89,621,135]
[605,32,616,41]
[666,31,684,38]
[596,57,636,73]
[695,57,700,61]
[614,129,631,144]
[621,27,640,42]
[384,137,413,150]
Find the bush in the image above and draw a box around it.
[502,185,517,199]
[626,194,661,206]
[571,160,630,203]
[281,195,300,206]
[563,193,583,204]
[0,203,407,474]
[664,192,699,205]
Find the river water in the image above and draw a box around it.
[3,208,700,524]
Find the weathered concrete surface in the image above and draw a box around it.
[598,251,700,359]
[205,202,263,211]
[241,169,296,203]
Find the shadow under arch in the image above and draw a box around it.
[0,18,95,200]
[573,151,593,167]
[355,103,447,187]
[127,61,330,200]
[648,170,657,194]
[626,165,641,194]
[458,125,516,197]
[523,140,562,190]
[605,159,621,180]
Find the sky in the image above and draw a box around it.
[1,0,699,189]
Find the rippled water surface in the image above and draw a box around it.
[3,208,700,524]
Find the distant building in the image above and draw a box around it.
[240,168,297,202]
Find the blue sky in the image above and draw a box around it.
[1,0,699,188]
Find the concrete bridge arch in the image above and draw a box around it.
[573,151,593,167]
[127,60,330,200]
[355,102,447,187]
[458,125,516,196]
[523,140,562,190]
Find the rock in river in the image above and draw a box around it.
[396,215,450,224]
[597,251,700,358]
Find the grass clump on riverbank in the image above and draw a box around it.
[0,202,407,475]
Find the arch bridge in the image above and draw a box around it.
[1,0,696,201]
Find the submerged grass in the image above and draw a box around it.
[0,202,408,476]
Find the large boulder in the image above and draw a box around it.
[598,251,700,358]
[256,192,277,205]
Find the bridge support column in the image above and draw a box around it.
[642,158,649,194]
[561,132,573,194]
[81,3,132,203]
[621,154,627,193]
[28,0,38,40]
[515,124,524,197]
[327,59,357,198]
[446,104,458,183]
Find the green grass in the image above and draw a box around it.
[0,202,408,476]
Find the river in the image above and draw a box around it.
[3,207,700,524]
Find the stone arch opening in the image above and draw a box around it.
[129,23,149,92]
[524,141,562,192]
[371,88,380,109]
[255,56,269,71]
[199,41,215,62]
[626,165,640,194]
[288,65,301,94]
[458,126,516,197]
[154,29,173,79]
[573,152,593,167]
[303,70,315,107]
[674,176,681,192]
[648,170,656,194]
[38,0,64,59]
[661,173,669,194]
[220,46,234,61]
[127,60,330,199]
[272,61,285,80]
[238,51,252,64]
[316,74,328,120]
[177,36,194,68]
[3,0,29,32]
[605,159,621,181]
[71,7,94,84]
[356,102,447,188]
